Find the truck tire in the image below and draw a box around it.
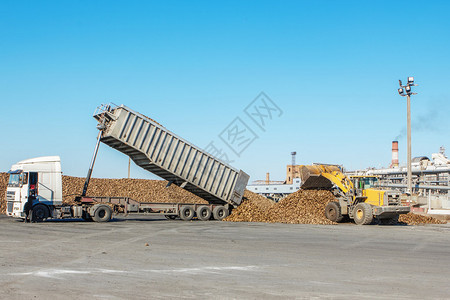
[380,215,399,225]
[179,206,194,221]
[353,203,373,225]
[325,202,344,222]
[92,205,112,222]
[196,206,212,221]
[213,206,229,221]
[32,204,49,222]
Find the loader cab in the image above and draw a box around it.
[6,156,63,219]
[350,176,379,190]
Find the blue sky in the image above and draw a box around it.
[1,0,449,182]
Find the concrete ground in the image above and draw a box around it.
[0,215,449,300]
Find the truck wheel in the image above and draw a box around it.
[92,205,112,222]
[196,206,212,221]
[32,204,49,222]
[353,203,373,225]
[179,206,194,221]
[213,206,229,221]
[380,215,399,225]
[325,202,344,222]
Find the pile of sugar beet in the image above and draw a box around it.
[0,173,445,225]
[226,190,446,225]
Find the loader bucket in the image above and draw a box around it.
[300,165,331,190]
[301,174,335,190]
[299,165,346,191]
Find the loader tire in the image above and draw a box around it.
[196,206,212,221]
[92,205,112,222]
[179,206,194,221]
[380,215,399,225]
[213,206,229,221]
[325,202,344,222]
[353,203,373,225]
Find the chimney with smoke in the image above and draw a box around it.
[391,141,399,168]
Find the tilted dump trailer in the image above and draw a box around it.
[5,104,249,222]
[87,104,250,221]
[94,104,249,208]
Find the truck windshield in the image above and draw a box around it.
[8,174,21,187]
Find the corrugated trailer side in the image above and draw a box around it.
[94,104,249,207]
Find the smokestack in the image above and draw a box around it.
[290,152,297,184]
[391,141,399,168]
[266,172,270,185]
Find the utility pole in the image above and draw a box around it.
[406,93,412,196]
[128,157,131,179]
[397,77,418,198]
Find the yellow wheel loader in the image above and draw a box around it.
[300,165,410,225]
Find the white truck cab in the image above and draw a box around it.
[6,156,62,219]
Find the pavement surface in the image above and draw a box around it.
[0,214,449,299]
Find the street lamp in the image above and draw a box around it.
[397,77,418,198]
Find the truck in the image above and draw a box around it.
[300,164,410,225]
[5,104,250,222]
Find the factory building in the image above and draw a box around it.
[246,178,302,202]
[247,152,302,201]
[286,165,302,184]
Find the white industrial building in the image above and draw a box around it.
[247,178,302,202]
